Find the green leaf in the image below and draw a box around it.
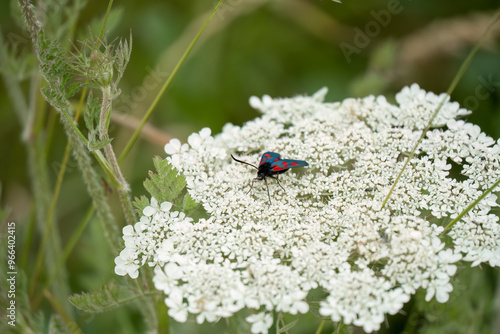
[37,33,78,104]
[142,156,202,215]
[66,82,81,99]
[114,33,132,84]
[144,156,186,203]
[133,195,150,213]
[182,192,198,214]
[68,284,122,313]
[88,138,113,151]
[84,90,100,132]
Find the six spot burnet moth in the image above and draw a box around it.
[231,151,309,204]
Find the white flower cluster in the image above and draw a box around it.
[114,200,194,279]
[115,84,500,333]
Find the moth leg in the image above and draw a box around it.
[246,178,258,195]
[270,175,286,192]
[264,177,272,205]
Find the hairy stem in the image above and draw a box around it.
[21,9,121,251]
[100,85,136,225]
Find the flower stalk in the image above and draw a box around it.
[100,83,135,224]
[69,31,136,224]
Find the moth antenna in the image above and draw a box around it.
[231,154,259,170]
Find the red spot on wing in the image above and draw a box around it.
[291,162,298,166]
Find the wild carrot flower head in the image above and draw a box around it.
[115,84,500,333]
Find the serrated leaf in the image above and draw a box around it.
[66,82,81,99]
[182,192,199,214]
[88,138,113,151]
[114,33,132,84]
[84,91,100,132]
[133,195,150,213]
[68,284,122,313]
[170,173,187,199]
[142,156,206,219]
[144,156,186,203]
[143,174,162,202]
[37,33,80,105]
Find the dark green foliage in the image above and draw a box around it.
[37,32,81,102]
[37,32,81,115]
[143,156,185,203]
[140,156,201,215]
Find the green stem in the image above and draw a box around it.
[157,295,170,334]
[99,0,115,40]
[56,104,121,187]
[116,290,162,305]
[100,86,128,192]
[100,85,136,224]
[402,301,418,334]
[118,0,225,163]
[380,9,500,210]
[136,267,161,328]
[444,176,500,231]
[44,289,84,334]
[100,85,113,141]
[29,27,121,253]
[315,319,325,334]
[62,102,121,248]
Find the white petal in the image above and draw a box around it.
[143,206,156,217]
[160,201,173,212]
[164,138,181,155]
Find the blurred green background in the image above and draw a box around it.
[0,0,499,333]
